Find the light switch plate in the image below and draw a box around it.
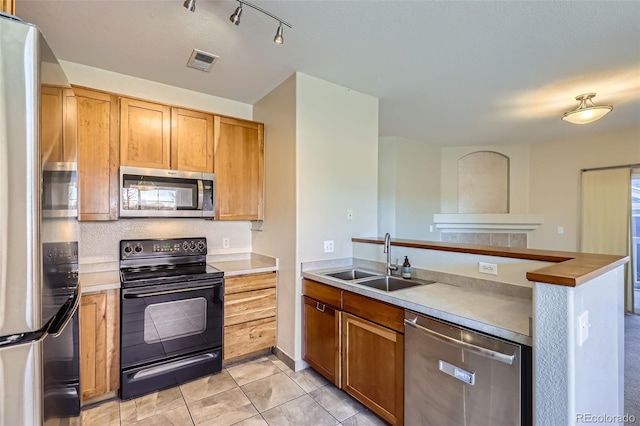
[577,311,589,346]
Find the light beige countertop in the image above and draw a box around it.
[80,270,121,293]
[207,252,277,276]
[302,262,532,346]
[79,252,277,293]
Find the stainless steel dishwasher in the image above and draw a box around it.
[404,311,531,426]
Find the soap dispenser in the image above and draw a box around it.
[402,256,412,279]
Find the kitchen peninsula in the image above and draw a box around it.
[301,237,627,426]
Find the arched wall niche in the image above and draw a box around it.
[457,151,510,214]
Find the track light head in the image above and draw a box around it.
[183,0,196,12]
[274,23,284,44]
[230,4,243,25]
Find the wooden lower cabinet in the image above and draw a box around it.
[302,295,341,387]
[79,290,119,402]
[342,312,404,425]
[223,272,277,363]
[302,279,405,425]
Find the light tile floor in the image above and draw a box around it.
[80,355,388,426]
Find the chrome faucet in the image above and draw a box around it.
[384,233,398,276]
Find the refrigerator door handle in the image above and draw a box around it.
[48,287,80,338]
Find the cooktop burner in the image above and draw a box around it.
[119,238,223,288]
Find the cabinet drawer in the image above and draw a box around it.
[302,279,342,309]
[225,272,276,295]
[343,291,404,333]
[224,288,276,326]
[224,317,276,361]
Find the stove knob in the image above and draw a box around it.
[123,245,133,254]
[134,245,143,253]
[197,241,205,251]
[189,242,196,250]
[182,242,189,251]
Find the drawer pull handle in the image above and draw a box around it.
[316,302,326,313]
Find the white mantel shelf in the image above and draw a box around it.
[433,213,544,231]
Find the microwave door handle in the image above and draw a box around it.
[197,180,204,210]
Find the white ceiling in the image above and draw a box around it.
[17,0,640,146]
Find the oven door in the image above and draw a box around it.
[120,278,223,369]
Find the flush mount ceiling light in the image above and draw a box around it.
[228,0,292,45]
[561,93,613,124]
[183,0,196,12]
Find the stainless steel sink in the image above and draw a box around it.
[357,275,435,291]
[324,269,382,281]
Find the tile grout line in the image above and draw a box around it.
[177,383,197,426]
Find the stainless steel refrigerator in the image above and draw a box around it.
[0,12,80,426]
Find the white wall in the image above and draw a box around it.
[528,126,640,251]
[59,61,257,264]
[296,73,379,263]
[378,137,397,236]
[441,144,530,214]
[533,267,625,425]
[252,74,298,360]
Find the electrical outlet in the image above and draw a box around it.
[347,209,353,220]
[478,262,498,275]
[429,225,434,232]
[558,226,564,234]
[577,311,590,346]
[222,238,230,249]
[324,240,334,253]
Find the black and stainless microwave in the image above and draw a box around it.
[119,166,215,218]
[42,162,78,218]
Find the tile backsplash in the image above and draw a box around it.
[441,232,527,248]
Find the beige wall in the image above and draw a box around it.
[252,74,298,360]
[61,61,256,264]
[379,137,441,241]
[254,73,379,363]
[441,144,530,214]
[60,61,252,119]
[528,126,640,251]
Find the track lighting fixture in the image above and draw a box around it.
[183,0,196,13]
[274,23,284,44]
[562,93,613,124]
[228,1,292,45]
[230,4,242,25]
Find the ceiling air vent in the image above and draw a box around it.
[186,49,219,72]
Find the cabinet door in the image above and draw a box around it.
[41,86,64,162]
[1,0,14,15]
[171,108,213,173]
[120,98,171,169]
[79,290,119,402]
[214,116,264,220]
[303,296,341,387]
[79,293,107,400]
[42,87,77,163]
[342,312,404,425]
[75,88,119,221]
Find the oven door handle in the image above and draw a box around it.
[123,284,217,298]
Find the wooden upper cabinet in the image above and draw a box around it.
[120,98,171,169]
[171,108,214,173]
[75,87,119,221]
[1,0,15,14]
[41,86,77,163]
[214,116,264,221]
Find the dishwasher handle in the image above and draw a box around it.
[404,317,516,365]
